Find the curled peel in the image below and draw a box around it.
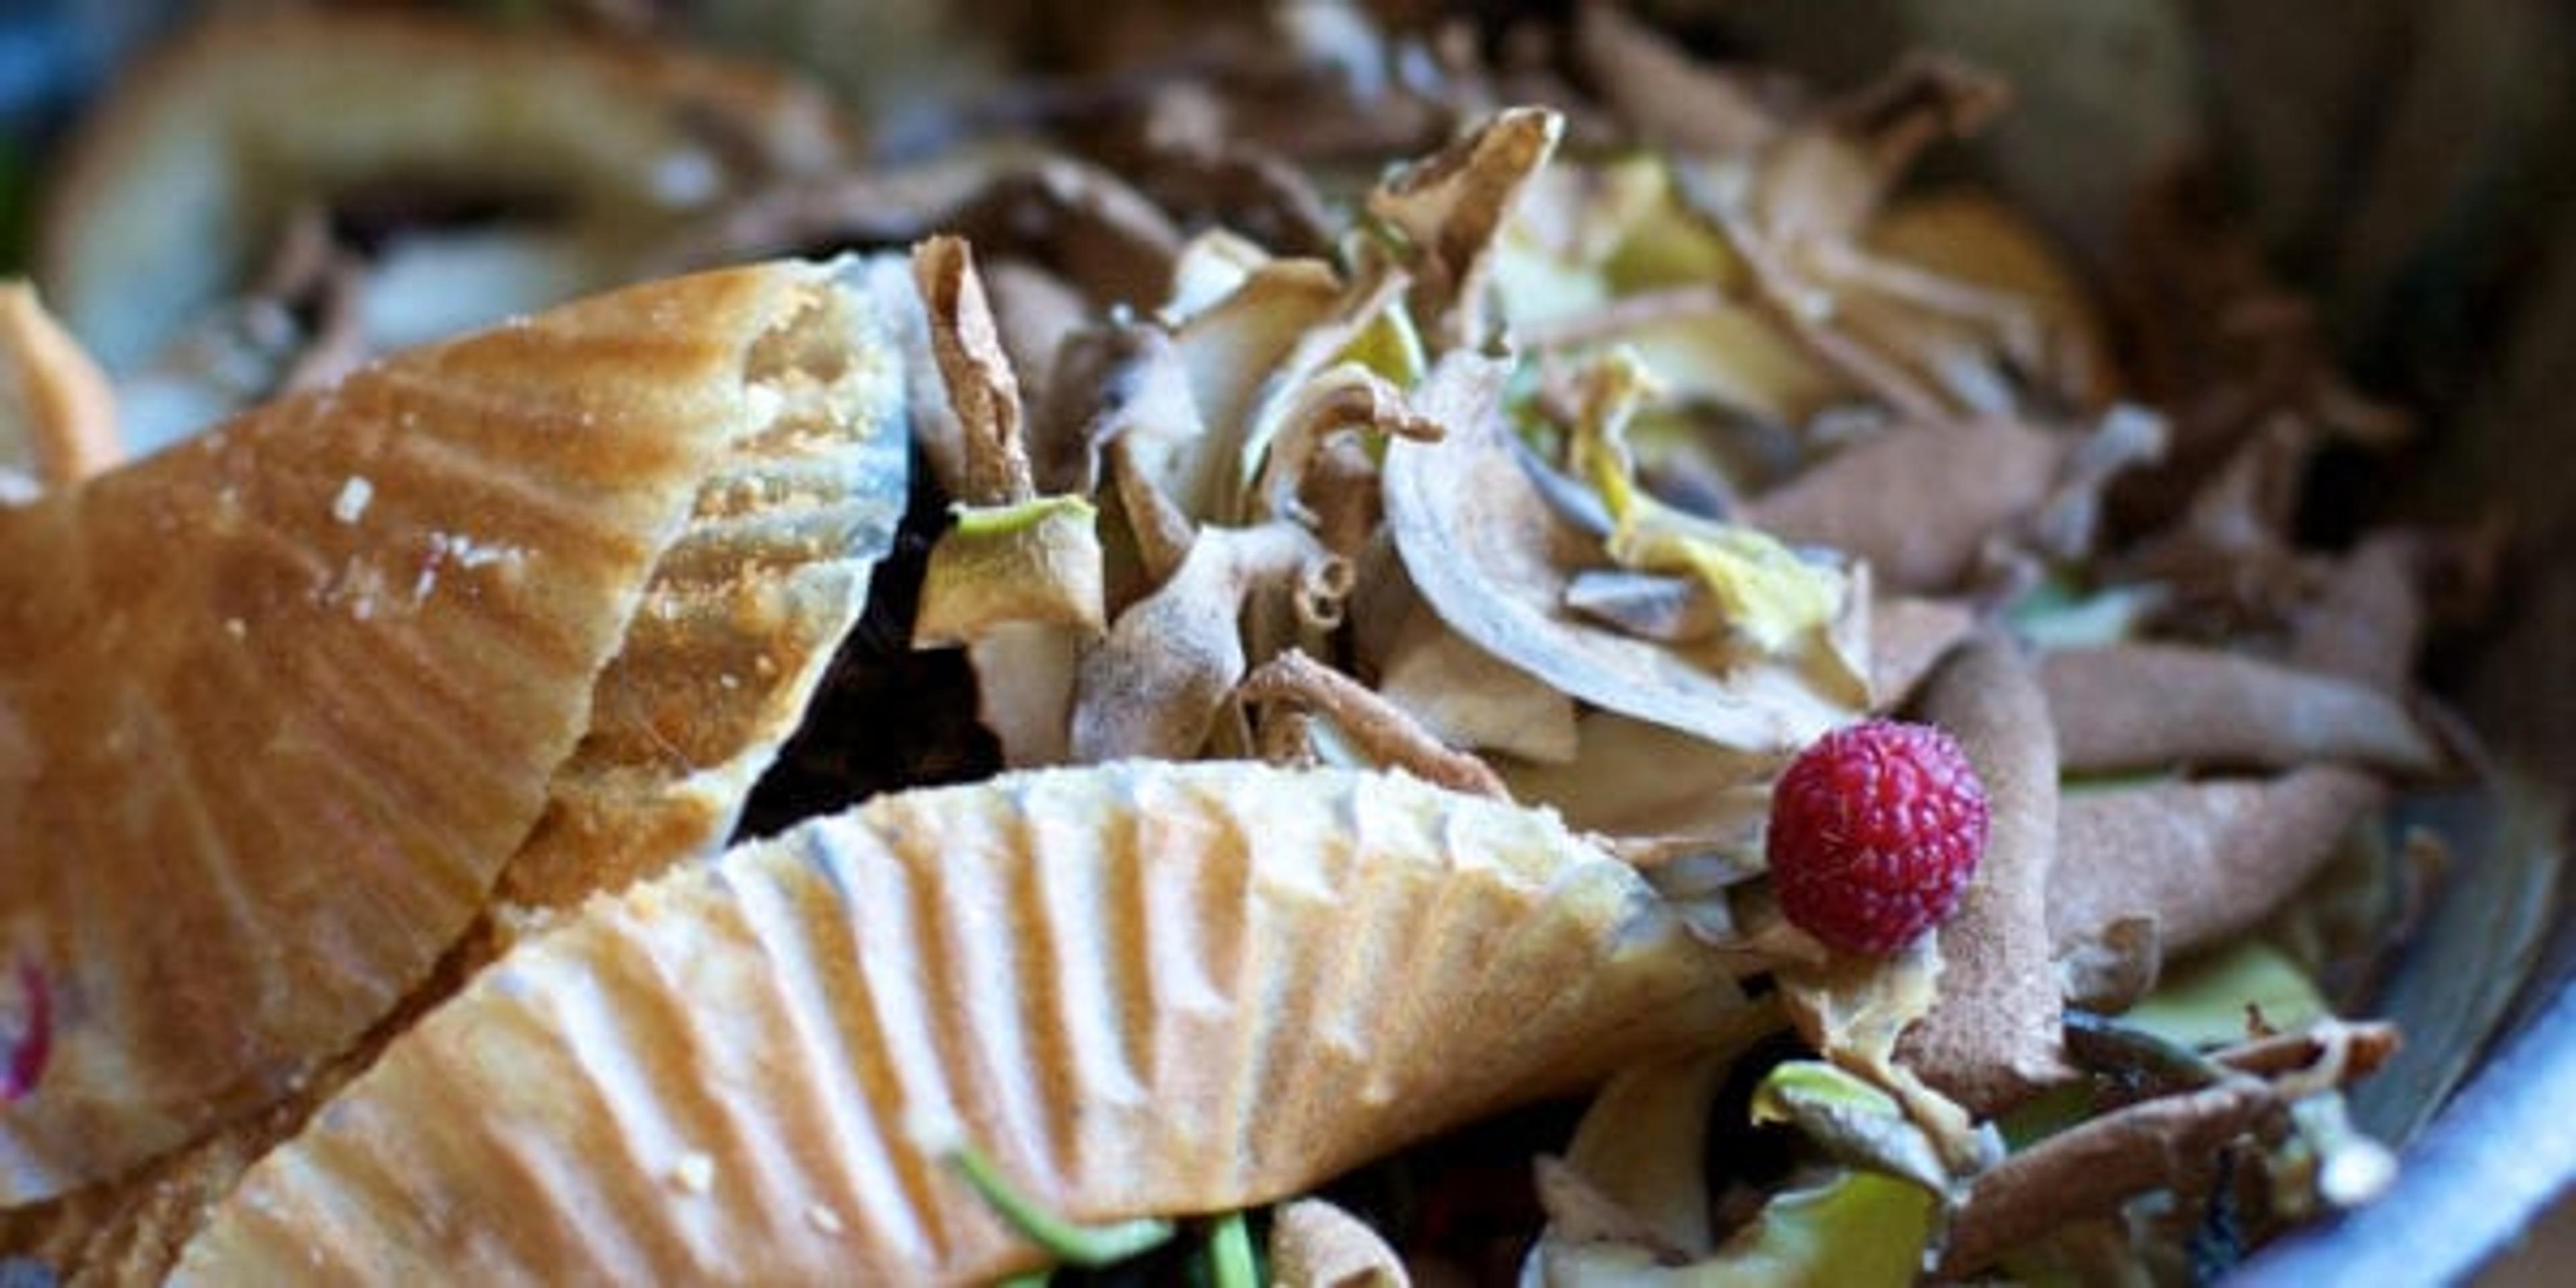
[1383,355,1859,755]
[175,763,1741,1285]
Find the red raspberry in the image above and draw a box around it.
[1766,719,1990,955]
[1,959,48,1103]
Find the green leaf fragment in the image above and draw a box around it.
[1778,939,1992,1174]
[917,494,1107,646]
[1527,1169,1936,1288]
[949,1145,1175,1269]
[1205,1210,1263,1288]
[1337,299,1428,388]
[1993,1079,2097,1150]
[1750,1061,1953,1199]
[1601,178,1741,295]
[2125,941,2330,1051]
[951,494,1099,538]
[2006,578,2165,651]
[1751,1059,1907,1122]
[1704,1169,1937,1288]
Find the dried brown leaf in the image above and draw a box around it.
[1107,95,1342,259]
[948,158,1187,312]
[2114,413,2320,624]
[1752,53,2010,250]
[2023,405,2169,563]
[1686,189,1956,425]
[1823,282,2023,417]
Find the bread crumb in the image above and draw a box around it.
[224,618,247,641]
[413,532,529,603]
[331,476,373,525]
[667,1150,714,1194]
[804,1204,845,1236]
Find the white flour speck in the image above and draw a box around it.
[331,476,373,525]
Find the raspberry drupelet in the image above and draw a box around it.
[1766,718,1992,955]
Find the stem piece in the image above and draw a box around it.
[949,1144,1173,1268]
[0,284,122,488]
[1236,649,1509,800]
[1940,1079,2278,1276]
[914,235,1034,505]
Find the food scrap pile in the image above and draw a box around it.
[0,3,2516,1284]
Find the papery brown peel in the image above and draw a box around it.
[1070,521,1340,761]
[2040,643,2438,775]
[1896,634,2073,1116]
[2049,767,2387,961]
[1746,418,2065,594]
